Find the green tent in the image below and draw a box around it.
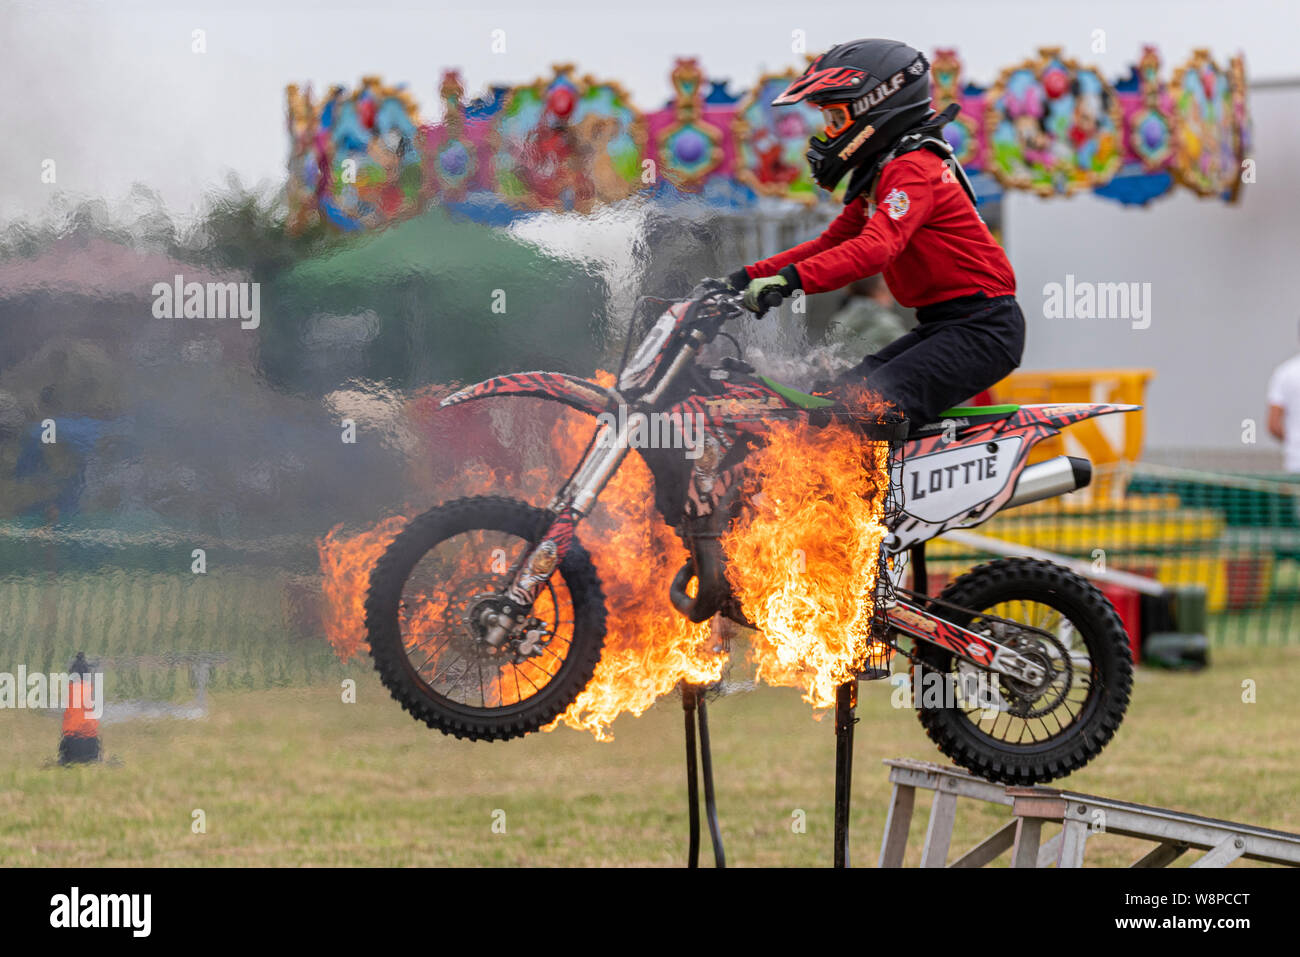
[262,207,611,392]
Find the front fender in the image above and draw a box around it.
[440,371,618,419]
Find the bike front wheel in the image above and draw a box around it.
[365,496,607,741]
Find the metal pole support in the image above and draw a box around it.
[682,682,725,868]
[833,680,858,868]
[697,695,726,867]
[682,683,700,868]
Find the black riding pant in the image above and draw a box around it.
[838,293,1026,434]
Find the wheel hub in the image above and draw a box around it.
[462,593,551,662]
[999,630,1072,718]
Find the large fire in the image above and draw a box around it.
[721,418,892,708]
[317,381,893,738]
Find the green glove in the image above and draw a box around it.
[742,274,791,313]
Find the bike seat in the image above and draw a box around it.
[909,404,1020,436]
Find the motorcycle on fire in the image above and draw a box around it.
[364,284,1135,784]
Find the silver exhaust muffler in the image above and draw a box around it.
[1005,455,1092,509]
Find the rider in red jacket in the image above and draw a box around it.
[726,38,1025,433]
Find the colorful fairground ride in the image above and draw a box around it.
[285,44,1250,233]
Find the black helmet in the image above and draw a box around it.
[773,38,932,193]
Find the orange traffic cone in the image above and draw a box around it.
[58,652,101,765]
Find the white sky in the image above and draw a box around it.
[1,0,1296,221]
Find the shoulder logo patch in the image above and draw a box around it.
[883,188,910,220]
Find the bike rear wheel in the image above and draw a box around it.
[912,557,1132,784]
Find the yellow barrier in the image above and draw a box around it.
[929,494,1236,611]
[992,368,1155,472]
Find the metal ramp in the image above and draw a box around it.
[879,758,1300,868]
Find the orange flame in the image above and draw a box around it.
[317,378,892,737]
[319,514,408,661]
[721,418,892,708]
[546,446,722,739]
[317,376,722,740]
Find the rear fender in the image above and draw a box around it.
[1006,403,1141,438]
[885,402,1141,555]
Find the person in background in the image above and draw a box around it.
[1267,323,1300,472]
[824,275,916,362]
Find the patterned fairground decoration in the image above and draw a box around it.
[424,71,493,204]
[930,49,982,169]
[1127,46,1175,172]
[1228,54,1251,203]
[286,77,424,231]
[985,48,1125,196]
[489,64,646,213]
[731,70,823,203]
[1171,49,1247,198]
[285,45,1250,231]
[653,58,728,190]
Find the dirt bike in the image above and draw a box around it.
[365,283,1135,784]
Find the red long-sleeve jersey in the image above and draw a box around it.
[746,149,1015,308]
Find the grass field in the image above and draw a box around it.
[3,644,1299,867]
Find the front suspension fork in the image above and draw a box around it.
[487,339,706,646]
[482,418,635,647]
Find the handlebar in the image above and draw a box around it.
[624,285,766,403]
[687,279,782,318]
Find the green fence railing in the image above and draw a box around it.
[0,523,351,699]
[925,464,1300,645]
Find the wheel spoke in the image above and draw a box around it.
[512,664,545,696]
[396,525,579,710]
[511,665,524,705]
[944,597,1103,747]
[427,647,466,683]
[413,632,458,673]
